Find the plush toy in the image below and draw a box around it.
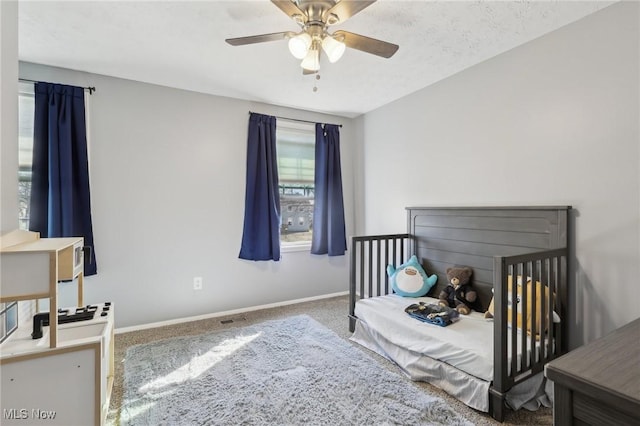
[387,255,438,297]
[438,266,477,315]
[485,275,560,336]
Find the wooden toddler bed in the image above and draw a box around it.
[348,206,572,422]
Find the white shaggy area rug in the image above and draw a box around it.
[120,314,473,425]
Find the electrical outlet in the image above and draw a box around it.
[193,276,203,290]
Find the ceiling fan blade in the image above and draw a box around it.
[226,31,295,46]
[324,0,376,25]
[333,30,398,58]
[271,0,307,22]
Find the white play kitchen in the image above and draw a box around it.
[0,230,114,426]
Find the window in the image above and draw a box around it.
[276,121,315,247]
[0,302,18,344]
[18,83,35,231]
[4,83,35,344]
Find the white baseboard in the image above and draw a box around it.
[115,291,349,334]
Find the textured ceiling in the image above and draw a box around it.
[18,1,615,118]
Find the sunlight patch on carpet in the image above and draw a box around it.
[118,400,157,424]
[139,332,261,392]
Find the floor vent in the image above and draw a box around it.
[220,316,246,324]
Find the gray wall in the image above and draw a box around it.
[18,62,356,328]
[360,2,639,347]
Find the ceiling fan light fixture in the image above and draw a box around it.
[226,0,399,74]
[326,13,339,26]
[321,34,346,63]
[288,32,312,59]
[291,13,305,25]
[300,45,320,72]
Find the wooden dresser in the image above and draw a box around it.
[545,318,640,425]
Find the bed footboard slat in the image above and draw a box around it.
[510,266,519,376]
[384,239,390,294]
[541,257,549,362]
[530,260,537,367]
[367,241,372,298]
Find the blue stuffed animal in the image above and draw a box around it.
[387,255,438,297]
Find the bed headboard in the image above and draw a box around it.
[407,206,571,311]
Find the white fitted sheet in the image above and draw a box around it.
[351,294,553,413]
[351,318,492,411]
[354,294,495,380]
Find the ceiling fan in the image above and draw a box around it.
[225,0,399,74]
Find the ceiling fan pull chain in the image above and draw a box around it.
[313,74,320,92]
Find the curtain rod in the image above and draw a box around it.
[249,111,342,128]
[19,78,96,94]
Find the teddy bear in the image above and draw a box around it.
[438,266,477,315]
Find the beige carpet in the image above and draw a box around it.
[107,295,552,426]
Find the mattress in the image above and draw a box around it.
[353,294,496,380]
[350,294,553,412]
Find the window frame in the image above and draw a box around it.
[0,302,19,344]
[276,120,315,252]
[18,82,35,231]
